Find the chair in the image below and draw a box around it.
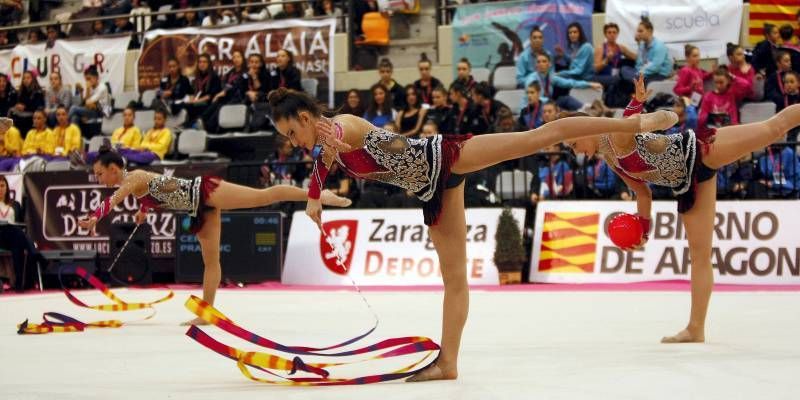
[491,66,518,90]
[167,109,187,129]
[218,104,248,131]
[472,68,490,83]
[135,110,155,133]
[101,112,123,136]
[570,87,603,107]
[740,102,776,124]
[357,12,390,46]
[646,80,677,100]
[301,78,319,98]
[140,90,158,109]
[752,77,765,101]
[494,89,525,116]
[87,135,106,153]
[114,92,140,110]
[494,170,534,201]
[45,160,72,171]
[178,129,219,160]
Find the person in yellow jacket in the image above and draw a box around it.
[0,118,23,171]
[111,107,142,149]
[124,108,172,164]
[22,110,52,156]
[47,105,83,157]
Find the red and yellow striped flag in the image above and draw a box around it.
[749,0,799,45]
[537,212,599,274]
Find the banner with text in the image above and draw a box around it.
[605,0,743,60]
[23,164,226,257]
[452,0,593,77]
[283,208,525,286]
[530,201,800,285]
[0,35,131,97]
[138,19,335,105]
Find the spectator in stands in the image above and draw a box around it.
[156,58,193,115]
[270,49,302,91]
[556,22,594,81]
[183,54,222,128]
[108,17,139,48]
[45,25,63,50]
[0,30,19,48]
[242,1,270,22]
[316,0,343,31]
[0,74,16,119]
[413,56,443,107]
[363,83,396,128]
[525,53,601,111]
[698,66,750,139]
[753,23,781,76]
[541,101,559,124]
[48,106,82,157]
[90,20,106,37]
[493,107,520,133]
[452,58,477,93]
[425,86,453,134]
[0,174,47,292]
[757,145,799,198]
[532,144,573,200]
[22,109,52,156]
[274,1,304,19]
[9,70,45,136]
[674,45,712,102]
[448,81,488,135]
[70,66,112,126]
[111,106,142,149]
[377,58,406,110]
[593,23,628,87]
[0,0,23,26]
[126,109,172,164]
[584,156,620,199]
[203,49,248,132]
[245,53,272,131]
[266,135,309,185]
[396,85,427,137]
[518,81,543,129]
[44,72,74,127]
[621,16,672,84]
[516,25,551,88]
[340,89,365,117]
[104,0,133,17]
[718,155,756,199]
[726,43,756,100]
[765,51,793,106]
[0,121,22,159]
[647,93,698,135]
[202,1,238,26]
[779,24,800,51]
[420,119,437,138]
[471,81,507,129]
[177,10,202,27]
[770,71,800,141]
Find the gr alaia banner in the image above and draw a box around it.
[0,35,131,98]
[283,208,525,286]
[138,19,335,106]
[452,0,593,78]
[530,201,800,285]
[605,0,743,60]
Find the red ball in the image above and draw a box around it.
[608,213,643,249]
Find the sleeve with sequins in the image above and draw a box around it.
[92,172,150,220]
[623,99,644,117]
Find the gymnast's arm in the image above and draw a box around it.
[79,170,150,230]
[612,167,652,247]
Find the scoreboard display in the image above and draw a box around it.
[175,211,283,283]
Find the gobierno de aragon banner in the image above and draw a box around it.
[137,19,335,106]
[530,200,800,285]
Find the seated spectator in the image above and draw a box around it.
[176,10,202,27]
[471,81,508,128]
[698,66,749,139]
[765,51,793,105]
[0,30,19,47]
[525,53,601,111]
[647,93,698,135]
[269,49,303,91]
[448,82,488,135]
[0,120,22,159]
[183,54,222,128]
[242,1,270,22]
[245,53,272,131]
[516,25,552,88]
[594,23,630,87]
[0,73,16,118]
[420,119,437,138]
[340,89,365,117]
[425,86,452,134]
[674,44,712,103]
[0,0,23,26]
[203,1,239,26]
[413,56,444,107]
[69,66,112,127]
[757,146,799,198]
[395,85,427,137]
[621,16,672,84]
[9,70,45,136]
[377,58,406,110]
[202,50,248,132]
[584,156,620,199]
[104,0,133,17]
[532,144,573,200]
[111,106,142,149]
[45,24,64,50]
[266,134,309,185]
[26,29,45,45]
[363,83,396,127]
[726,43,756,100]
[22,110,52,156]
[316,0,343,31]
[90,20,106,37]
[125,109,172,164]
[493,107,520,133]
[45,72,75,127]
[452,58,477,92]
[156,58,193,115]
[108,17,139,48]
[0,174,46,292]
[717,155,756,199]
[753,23,781,76]
[770,71,800,141]
[274,2,304,19]
[518,81,543,129]
[48,106,82,157]
[556,22,594,81]
[541,101,559,124]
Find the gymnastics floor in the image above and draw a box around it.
[1,284,799,399]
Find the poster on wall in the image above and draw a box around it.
[137,19,335,106]
[530,201,800,285]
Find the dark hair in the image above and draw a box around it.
[95,142,125,168]
[713,66,731,87]
[536,52,552,62]
[123,105,136,115]
[448,81,468,98]
[33,108,46,119]
[340,88,365,116]
[56,104,68,112]
[267,87,322,121]
[684,44,698,58]
[779,24,795,41]
[404,84,422,110]
[566,22,588,45]
[278,49,295,67]
[457,57,471,68]
[603,23,619,33]
[418,53,432,67]
[645,93,678,113]
[775,50,790,64]
[529,25,542,37]
[472,81,493,99]
[0,174,11,205]
[639,16,654,32]
[543,100,559,109]
[785,71,799,82]
[154,109,167,119]
[432,85,448,97]
[366,83,393,119]
[764,23,777,38]
[20,70,42,94]
[231,50,245,71]
[84,65,99,77]
[378,58,393,70]
[527,81,541,92]
[726,42,741,58]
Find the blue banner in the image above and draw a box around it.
[453,0,593,77]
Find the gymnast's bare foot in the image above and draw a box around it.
[661,328,705,343]
[181,317,210,326]
[406,362,458,382]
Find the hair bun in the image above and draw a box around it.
[267,88,290,107]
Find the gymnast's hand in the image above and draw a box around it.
[634,74,652,103]
[306,198,323,231]
[78,216,98,231]
[316,116,351,152]
[134,210,147,225]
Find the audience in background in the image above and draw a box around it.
[556,22,594,81]
[270,49,303,91]
[48,105,82,157]
[184,53,222,128]
[518,81,544,129]
[9,70,44,135]
[156,58,193,115]
[395,85,427,137]
[726,43,756,100]
[516,25,551,88]
[377,58,406,110]
[621,16,671,84]
[425,86,453,134]
[674,44,712,101]
[698,66,750,139]
[340,89,365,117]
[452,58,477,92]
[364,83,396,128]
[413,56,443,107]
